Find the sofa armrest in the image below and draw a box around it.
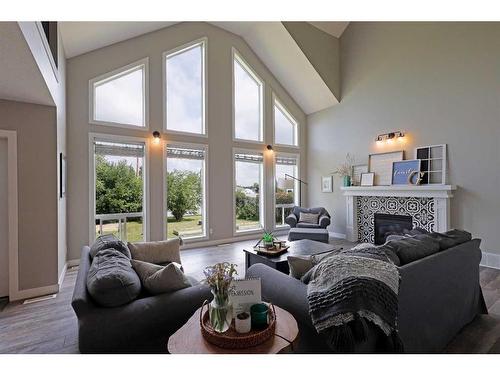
[285,213,298,228]
[71,246,95,318]
[246,264,312,329]
[319,215,331,229]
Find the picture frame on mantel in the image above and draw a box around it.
[368,150,404,186]
[360,172,375,186]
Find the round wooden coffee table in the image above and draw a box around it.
[168,305,299,354]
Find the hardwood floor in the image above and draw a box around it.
[1,238,500,354]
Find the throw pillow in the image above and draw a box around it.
[89,234,131,259]
[381,234,440,265]
[86,249,141,307]
[131,259,191,295]
[298,212,320,224]
[128,238,182,265]
[428,229,472,250]
[288,250,336,279]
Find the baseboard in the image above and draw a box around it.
[480,251,500,270]
[181,233,266,250]
[67,258,80,267]
[329,231,347,239]
[58,262,67,288]
[10,284,59,302]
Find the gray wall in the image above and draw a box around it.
[66,22,306,261]
[307,22,500,254]
[283,22,341,100]
[0,100,59,289]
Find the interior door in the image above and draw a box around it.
[0,138,9,298]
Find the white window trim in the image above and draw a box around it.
[232,147,266,236]
[272,93,300,149]
[88,57,150,130]
[163,37,208,138]
[163,141,209,243]
[272,151,301,231]
[88,132,150,245]
[232,48,265,144]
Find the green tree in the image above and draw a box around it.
[235,189,259,221]
[95,155,143,215]
[167,170,202,221]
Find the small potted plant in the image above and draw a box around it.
[333,153,355,187]
[262,232,275,248]
[203,262,238,333]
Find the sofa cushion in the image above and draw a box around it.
[288,250,336,279]
[128,238,182,265]
[381,234,440,265]
[86,249,141,307]
[428,229,472,250]
[299,212,319,224]
[131,259,192,295]
[89,234,131,259]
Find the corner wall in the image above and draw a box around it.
[307,22,500,254]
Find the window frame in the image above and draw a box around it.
[88,132,150,245]
[272,93,300,148]
[163,141,209,243]
[163,38,208,138]
[272,151,301,231]
[232,48,265,144]
[89,57,149,130]
[232,147,266,236]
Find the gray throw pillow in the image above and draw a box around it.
[288,251,336,279]
[428,229,472,250]
[128,239,182,265]
[131,259,191,295]
[86,249,141,307]
[381,234,440,265]
[298,212,320,224]
[89,234,131,259]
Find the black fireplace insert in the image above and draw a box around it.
[374,213,413,245]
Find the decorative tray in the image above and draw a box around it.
[253,246,289,257]
[200,301,276,349]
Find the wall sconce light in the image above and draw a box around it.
[266,144,273,151]
[152,131,161,145]
[376,131,405,144]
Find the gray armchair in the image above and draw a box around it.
[285,206,331,229]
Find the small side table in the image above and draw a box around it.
[167,305,299,354]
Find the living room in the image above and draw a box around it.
[1,0,500,372]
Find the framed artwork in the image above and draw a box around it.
[415,144,447,184]
[321,176,333,192]
[368,150,404,186]
[392,159,422,185]
[360,172,375,186]
[352,164,368,186]
[59,152,66,198]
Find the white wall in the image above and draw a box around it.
[307,22,500,254]
[66,22,306,261]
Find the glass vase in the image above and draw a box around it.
[343,175,351,187]
[209,292,233,333]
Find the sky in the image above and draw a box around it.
[234,59,261,141]
[275,105,295,145]
[94,68,144,126]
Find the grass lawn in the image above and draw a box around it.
[97,215,261,243]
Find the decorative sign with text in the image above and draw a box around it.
[228,279,262,316]
[392,159,422,185]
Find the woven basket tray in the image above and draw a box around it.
[200,301,276,349]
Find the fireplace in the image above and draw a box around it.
[374,213,413,245]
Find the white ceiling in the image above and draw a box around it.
[308,22,349,37]
[59,22,177,58]
[0,22,53,106]
[59,21,347,113]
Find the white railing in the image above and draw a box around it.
[276,203,295,226]
[95,212,143,242]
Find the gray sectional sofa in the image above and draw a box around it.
[72,246,212,353]
[247,238,488,353]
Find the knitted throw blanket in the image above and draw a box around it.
[306,246,403,352]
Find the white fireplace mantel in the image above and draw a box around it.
[341,185,457,242]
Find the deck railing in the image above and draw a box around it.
[275,203,295,226]
[95,212,143,242]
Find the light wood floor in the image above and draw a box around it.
[1,238,500,354]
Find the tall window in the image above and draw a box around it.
[165,40,206,135]
[166,145,207,240]
[91,59,148,127]
[234,151,264,232]
[93,140,146,242]
[274,98,298,146]
[274,155,299,228]
[233,51,263,142]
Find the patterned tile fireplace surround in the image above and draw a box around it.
[340,185,456,243]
